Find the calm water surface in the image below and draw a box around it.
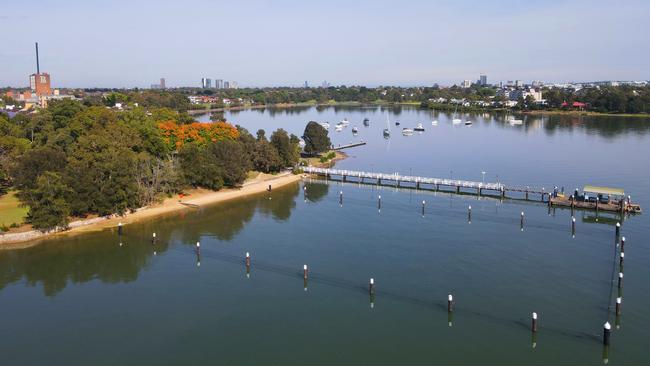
[2,107,650,365]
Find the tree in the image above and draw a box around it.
[26,172,71,230]
[302,121,331,155]
[179,144,224,190]
[209,140,249,187]
[270,128,298,167]
[252,140,283,173]
[256,129,266,141]
[13,147,67,191]
[65,124,142,216]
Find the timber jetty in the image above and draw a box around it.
[303,167,641,214]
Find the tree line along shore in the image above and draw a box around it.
[0,98,336,239]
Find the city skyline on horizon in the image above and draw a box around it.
[1,0,648,89]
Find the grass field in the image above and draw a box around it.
[0,191,28,229]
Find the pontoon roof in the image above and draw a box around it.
[583,185,625,196]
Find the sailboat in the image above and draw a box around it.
[414,123,425,131]
[452,104,462,124]
[383,114,391,138]
[431,120,438,126]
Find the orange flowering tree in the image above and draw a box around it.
[158,121,240,150]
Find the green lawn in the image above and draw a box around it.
[0,191,28,228]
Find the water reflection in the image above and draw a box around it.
[0,182,302,296]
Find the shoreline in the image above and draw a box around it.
[0,172,303,250]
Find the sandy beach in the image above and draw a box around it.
[0,172,303,249]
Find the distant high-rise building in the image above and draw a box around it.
[30,42,51,96]
[223,81,230,89]
[321,81,330,88]
[201,78,207,88]
[215,79,223,89]
[206,78,212,88]
[304,81,309,88]
[160,78,166,89]
[479,74,487,86]
[515,80,524,87]
[461,80,472,88]
[230,81,238,89]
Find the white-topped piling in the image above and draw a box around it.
[616,297,622,316]
[531,312,538,333]
[603,322,611,345]
[118,222,123,235]
[447,294,454,312]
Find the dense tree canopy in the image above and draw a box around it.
[303,121,331,155]
[1,98,304,231]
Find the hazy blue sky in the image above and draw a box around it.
[1,0,648,88]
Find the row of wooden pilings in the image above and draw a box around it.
[115,187,629,360]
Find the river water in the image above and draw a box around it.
[2,106,649,365]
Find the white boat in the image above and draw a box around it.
[464,120,473,126]
[431,120,438,126]
[383,114,391,138]
[414,123,425,131]
[319,122,330,129]
[508,118,523,125]
[339,118,350,126]
[352,126,358,133]
[402,128,414,135]
[335,125,343,132]
[452,104,461,124]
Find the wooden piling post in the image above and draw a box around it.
[245,252,251,267]
[603,322,611,346]
[369,278,375,295]
[339,190,343,206]
[468,205,472,223]
[525,186,529,200]
[378,195,381,211]
[118,222,123,235]
[618,272,623,288]
[303,264,308,280]
[572,217,576,237]
[520,212,524,231]
[152,232,156,244]
[531,312,538,333]
[615,222,620,238]
[447,294,454,312]
[616,297,622,316]
[619,252,624,268]
[268,184,272,192]
[541,188,545,202]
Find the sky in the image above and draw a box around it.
[1,0,648,88]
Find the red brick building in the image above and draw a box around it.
[30,72,51,96]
